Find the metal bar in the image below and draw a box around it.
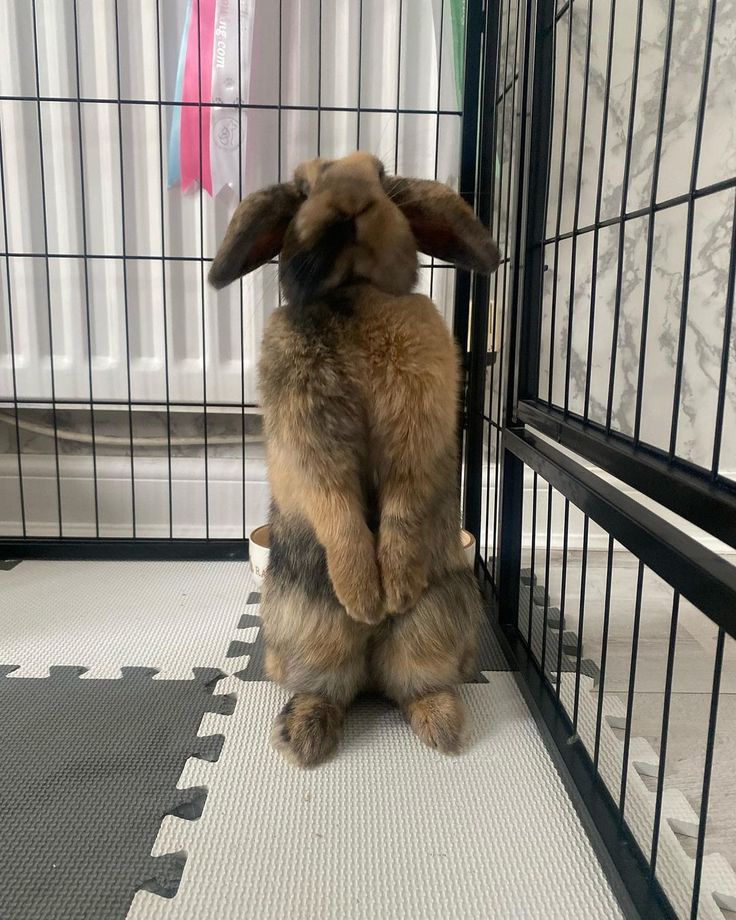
[317,0,323,156]
[572,514,589,731]
[555,497,570,698]
[582,0,617,422]
[0,538,249,562]
[490,0,525,581]
[619,560,645,819]
[72,0,100,538]
[505,0,533,422]
[527,471,539,648]
[505,427,736,640]
[451,0,486,357]
[154,0,174,540]
[0,94,464,117]
[483,0,508,442]
[540,176,736,248]
[0,109,26,536]
[494,75,518,108]
[463,0,500,542]
[632,0,676,443]
[394,0,403,174]
[453,0,486,518]
[238,0,246,542]
[483,418,494,574]
[593,534,615,772]
[540,481,554,674]
[30,0,63,535]
[195,0,210,539]
[497,3,536,631]
[517,0,555,402]
[356,0,364,148]
[668,0,718,459]
[564,0,594,415]
[605,0,644,431]
[481,0,506,574]
[518,399,736,551]
[546,0,574,407]
[0,397,261,410]
[650,593,680,875]
[0,251,458,267]
[278,0,283,181]
[690,627,726,920]
[711,192,736,478]
[429,0,445,301]
[497,443,523,628]
[10,147,731,250]
[113,0,137,538]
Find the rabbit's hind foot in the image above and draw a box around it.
[403,688,466,755]
[272,693,345,768]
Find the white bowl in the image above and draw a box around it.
[461,529,476,567]
[250,523,475,584]
[249,524,271,586]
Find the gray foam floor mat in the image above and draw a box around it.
[0,666,234,920]
[0,561,624,919]
[0,561,258,679]
[129,674,624,920]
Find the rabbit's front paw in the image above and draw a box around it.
[379,547,429,614]
[342,574,385,625]
[332,556,385,625]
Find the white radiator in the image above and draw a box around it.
[0,0,462,409]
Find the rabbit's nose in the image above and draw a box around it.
[295,182,376,243]
[323,177,375,218]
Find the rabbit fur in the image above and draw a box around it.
[210,152,500,766]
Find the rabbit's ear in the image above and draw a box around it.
[385,177,500,274]
[208,183,302,289]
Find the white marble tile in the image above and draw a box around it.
[544,0,735,477]
[610,215,650,437]
[698,0,736,190]
[676,191,736,469]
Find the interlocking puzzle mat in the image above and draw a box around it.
[0,561,259,679]
[0,666,233,920]
[128,674,624,920]
[1,560,625,920]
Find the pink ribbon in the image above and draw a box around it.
[180,0,216,193]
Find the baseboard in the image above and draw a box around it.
[0,453,270,539]
[4,453,735,554]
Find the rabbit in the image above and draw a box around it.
[209,151,500,767]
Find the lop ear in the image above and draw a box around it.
[208,183,302,289]
[385,177,500,274]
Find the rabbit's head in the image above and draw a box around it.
[209,151,500,303]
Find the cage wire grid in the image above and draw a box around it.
[0,0,467,545]
[470,1,736,918]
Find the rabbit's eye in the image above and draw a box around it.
[375,159,386,182]
[296,177,310,197]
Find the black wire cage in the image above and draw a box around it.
[2,1,736,918]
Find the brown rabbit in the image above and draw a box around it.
[209,152,499,767]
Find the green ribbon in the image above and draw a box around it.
[450,0,466,108]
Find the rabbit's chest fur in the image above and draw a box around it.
[259,286,459,513]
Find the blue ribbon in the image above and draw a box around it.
[168,0,193,187]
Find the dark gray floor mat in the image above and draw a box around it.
[475,613,512,674]
[0,666,234,920]
[518,582,599,682]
